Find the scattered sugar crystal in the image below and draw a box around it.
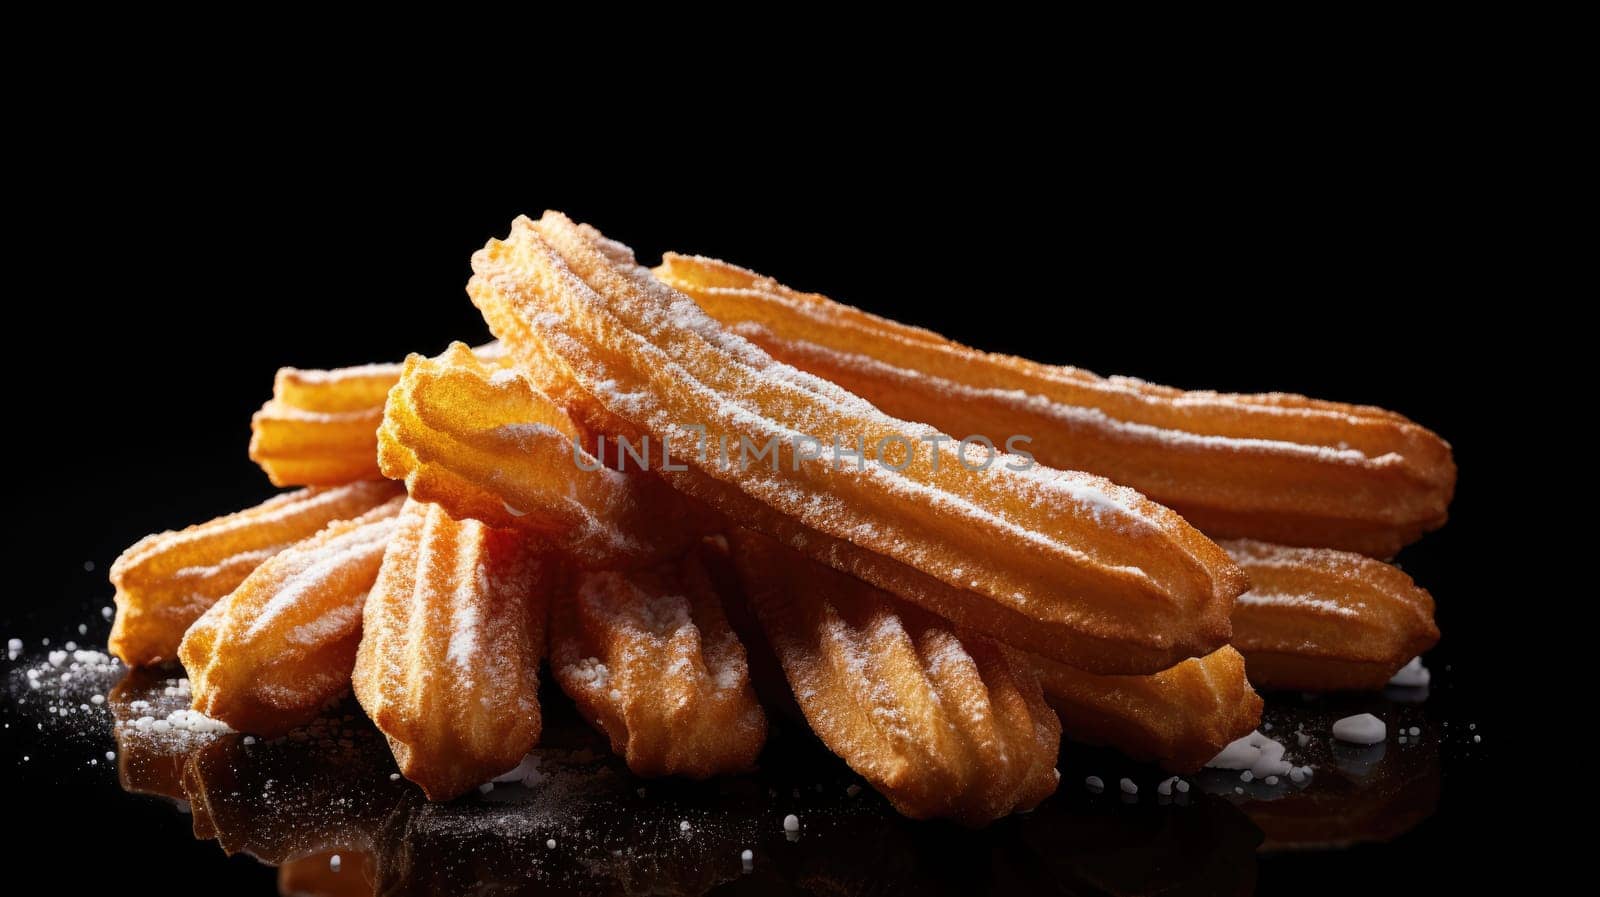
[1331,714,1386,745]
[243,736,256,746]
[1119,778,1138,795]
[105,752,115,761]
[1175,780,1190,793]
[390,773,401,781]
[478,783,494,794]
[783,814,799,832]
[846,784,861,797]
[546,839,557,849]
[102,607,114,620]
[1265,776,1279,785]
[1408,726,1420,736]
[329,855,341,872]
[680,820,691,832]
[1240,771,1254,782]
[1388,657,1431,687]
[1208,730,1293,777]
[90,695,104,705]
[1474,735,1481,743]
[1084,775,1104,791]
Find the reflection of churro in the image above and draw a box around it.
[107,668,192,802]
[731,529,1060,825]
[180,497,405,735]
[353,498,550,800]
[1028,646,1262,773]
[1223,540,1438,690]
[378,342,711,567]
[110,481,401,666]
[550,543,765,778]
[277,850,375,897]
[469,212,1243,675]
[658,254,1455,558]
[179,725,400,864]
[1017,788,1263,893]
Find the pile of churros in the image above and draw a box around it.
[107,212,1452,824]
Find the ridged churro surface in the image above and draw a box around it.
[731,529,1060,825]
[550,544,766,778]
[353,498,549,799]
[468,213,1242,675]
[110,481,401,666]
[658,254,1454,557]
[180,497,405,735]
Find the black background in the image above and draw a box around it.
[7,104,1510,891]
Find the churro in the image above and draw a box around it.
[353,498,550,800]
[250,363,402,486]
[468,212,1242,675]
[109,481,401,666]
[377,342,712,567]
[1223,539,1438,690]
[550,543,765,778]
[180,496,405,735]
[730,529,1060,825]
[250,343,506,487]
[1028,647,1262,772]
[657,254,1455,557]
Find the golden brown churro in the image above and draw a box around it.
[1028,647,1261,772]
[250,343,506,488]
[467,212,1242,675]
[250,363,402,487]
[377,342,712,567]
[180,496,405,735]
[550,543,766,778]
[657,254,1454,557]
[109,481,401,666]
[731,529,1060,825]
[1223,539,1438,690]
[353,498,550,799]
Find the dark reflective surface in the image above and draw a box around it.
[2,650,1479,896]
